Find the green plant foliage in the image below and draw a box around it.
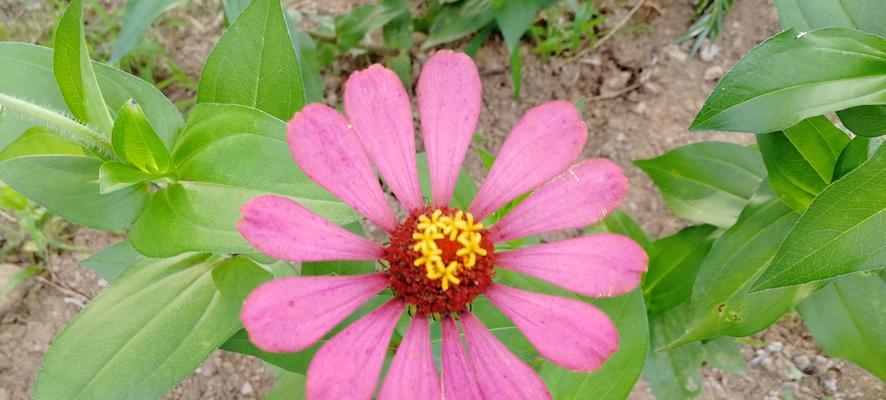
[585,210,653,248]
[539,288,649,400]
[80,240,145,282]
[111,100,174,174]
[752,145,886,291]
[221,0,251,24]
[774,0,886,36]
[671,184,819,347]
[494,0,542,52]
[111,0,181,62]
[0,127,147,230]
[757,116,849,211]
[643,225,717,316]
[266,371,307,400]
[53,0,114,134]
[0,265,43,299]
[424,0,495,48]
[796,271,886,380]
[690,28,886,133]
[197,0,305,120]
[644,303,704,400]
[833,136,875,179]
[382,0,414,51]
[677,0,734,58]
[334,4,405,51]
[838,105,886,138]
[416,152,478,210]
[635,142,766,228]
[33,254,271,400]
[98,161,155,194]
[129,103,355,257]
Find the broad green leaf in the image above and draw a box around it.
[80,240,145,282]
[690,28,886,133]
[111,100,174,174]
[493,0,541,52]
[671,184,819,347]
[0,184,28,210]
[702,337,746,374]
[635,142,765,228]
[335,4,405,51]
[752,145,886,291]
[416,152,478,210]
[382,0,413,51]
[0,128,147,230]
[110,0,181,62]
[423,0,494,48]
[98,161,154,194]
[0,43,183,148]
[584,210,653,248]
[834,136,873,178]
[774,0,886,36]
[129,103,355,256]
[221,0,251,24]
[796,271,886,380]
[53,0,114,134]
[539,288,649,400]
[33,255,272,400]
[757,116,849,211]
[838,105,886,137]
[385,53,412,89]
[291,32,324,103]
[643,225,717,315]
[197,0,305,120]
[644,303,704,400]
[266,371,307,400]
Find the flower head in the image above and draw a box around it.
[237,50,648,399]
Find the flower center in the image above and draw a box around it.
[384,207,495,314]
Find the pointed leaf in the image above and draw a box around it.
[80,241,145,283]
[110,0,181,62]
[111,100,174,174]
[643,225,717,315]
[643,303,704,400]
[774,0,886,36]
[838,105,886,138]
[99,161,155,194]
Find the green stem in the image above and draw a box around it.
[0,92,115,160]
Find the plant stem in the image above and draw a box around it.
[0,92,115,160]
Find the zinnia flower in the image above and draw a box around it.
[237,50,648,399]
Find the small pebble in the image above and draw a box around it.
[664,45,688,62]
[703,65,724,81]
[824,378,838,392]
[792,355,810,370]
[767,341,783,353]
[241,382,254,396]
[700,44,720,62]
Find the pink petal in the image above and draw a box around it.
[484,283,618,372]
[344,64,424,212]
[378,316,441,400]
[307,299,405,400]
[460,312,551,400]
[489,159,628,243]
[495,234,647,298]
[469,101,587,220]
[288,104,398,233]
[238,195,384,262]
[417,50,483,208]
[241,274,388,352]
[441,317,483,400]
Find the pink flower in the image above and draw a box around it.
[237,50,648,400]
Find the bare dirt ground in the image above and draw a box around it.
[1,0,884,399]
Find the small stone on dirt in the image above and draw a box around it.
[767,341,783,353]
[241,382,254,396]
[792,355,810,370]
[703,66,724,81]
[600,71,632,96]
[663,45,688,62]
[700,44,720,62]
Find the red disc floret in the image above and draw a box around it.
[384,207,495,314]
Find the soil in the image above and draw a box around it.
[1,0,884,399]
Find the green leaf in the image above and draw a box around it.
[644,303,705,400]
[509,46,522,97]
[110,0,181,62]
[774,0,886,36]
[221,0,251,24]
[690,28,886,133]
[53,0,114,134]
[112,100,174,174]
[266,371,307,400]
[423,0,494,48]
[291,31,325,103]
[643,225,717,315]
[539,288,649,400]
[584,210,654,248]
[796,271,886,380]
[385,53,412,89]
[493,0,541,52]
[635,142,766,228]
[757,116,849,211]
[834,136,873,179]
[0,127,147,230]
[0,184,28,210]
[335,4,405,51]
[838,105,886,137]
[98,161,154,194]
[416,152,478,210]
[0,265,42,299]
[702,337,746,374]
[129,103,355,256]
[671,183,819,347]
[33,254,272,400]
[80,240,145,282]
[382,0,414,51]
[0,43,183,148]
[197,0,305,120]
[752,145,886,291]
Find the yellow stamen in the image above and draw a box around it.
[411,209,487,290]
